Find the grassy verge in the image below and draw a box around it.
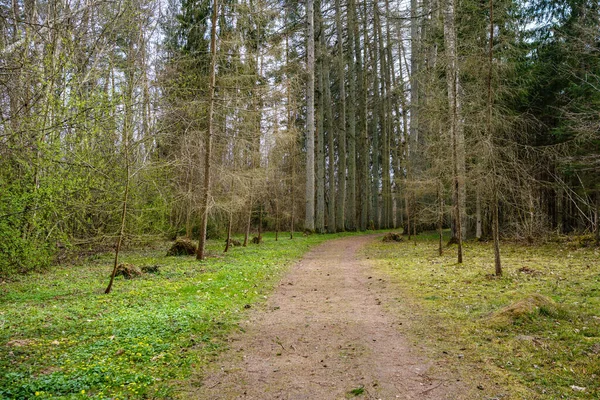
[366,232,600,399]
[0,232,358,399]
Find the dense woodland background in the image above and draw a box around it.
[0,0,598,275]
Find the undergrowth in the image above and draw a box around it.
[0,232,357,399]
[366,231,600,399]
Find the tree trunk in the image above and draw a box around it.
[595,190,600,246]
[356,0,369,231]
[325,54,336,233]
[197,0,219,261]
[438,181,444,256]
[371,14,381,230]
[224,209,232,252]
[488,0,501,275]
[244,195,252,246]
[258,203,263,241]
[476,186,483,239]
[275,201,280,241]
[315,0,326,233]
[305,0,316,232]
[444,0,463,263]
[334,0,346,232]
[379,2,393,230]
[346,0,357,231]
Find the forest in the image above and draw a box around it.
[0,0,599,398]
[1,0,598,274]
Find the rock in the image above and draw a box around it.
[167,238,197,256]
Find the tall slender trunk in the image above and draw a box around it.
[476,186,482,239]
[285,11,295,240]
[258,204,263,240]
[197,0,219,260]
[356,0,368,231]
[409,0,420,168]
[488,0,502,275]
[275,201,280,241]
[595,192,599,245]
[105,153,130,294]
[325,55,336,233]
[345,0,357,231]
[438,181,444,256]
[371,10,381,230]
[244,194,252,246]
[305,0,316,232]
[444,0,463,263]
[396,28,411,236]
[315,0,326,233]
[224,210,232,253]
[334,0,346,232]
[376,1,391,229]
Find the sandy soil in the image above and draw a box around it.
[181,235,469,399]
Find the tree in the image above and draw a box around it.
[304,0,316,232]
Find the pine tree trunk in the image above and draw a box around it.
[376,2,392,229]
[438,181,444,256]
[197,0,219,261]
[371,12,381,230]
[488,0,502,275]
[346,0,357,231]
[325,51,336,233]
[476,187,483,239]
[244,195,252,246]
[444,0,463,263]
[359,0,369,231]
[305,0,316,232]
[315,0,326,233]
[334,0,346,232]
[224,209,232,253]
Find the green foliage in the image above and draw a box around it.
[367,232,600,399]
[347,386,365,396]
[0,232,356,399]
[0,176,54,277]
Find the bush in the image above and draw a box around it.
[0,190,53,277]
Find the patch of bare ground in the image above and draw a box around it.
[180,235,471,399]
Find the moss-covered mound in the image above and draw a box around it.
[382,232,403,242]
[487,293,566,327]
[166,238,197,256]
[114,263,142,279]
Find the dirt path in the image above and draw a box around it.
[183,235,465,399]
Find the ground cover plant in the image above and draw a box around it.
[0,232,357,399]
[366,232,600,399]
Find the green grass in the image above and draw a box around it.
[0,232,359,399]
[366,231,600,399]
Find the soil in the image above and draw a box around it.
[182,235,467,399]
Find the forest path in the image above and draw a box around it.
[182,235,465,399]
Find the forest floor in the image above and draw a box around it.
[181,235,471,399]
[1,232,598,399]
[183,233,600,400]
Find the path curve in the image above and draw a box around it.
[183,235,464,399]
